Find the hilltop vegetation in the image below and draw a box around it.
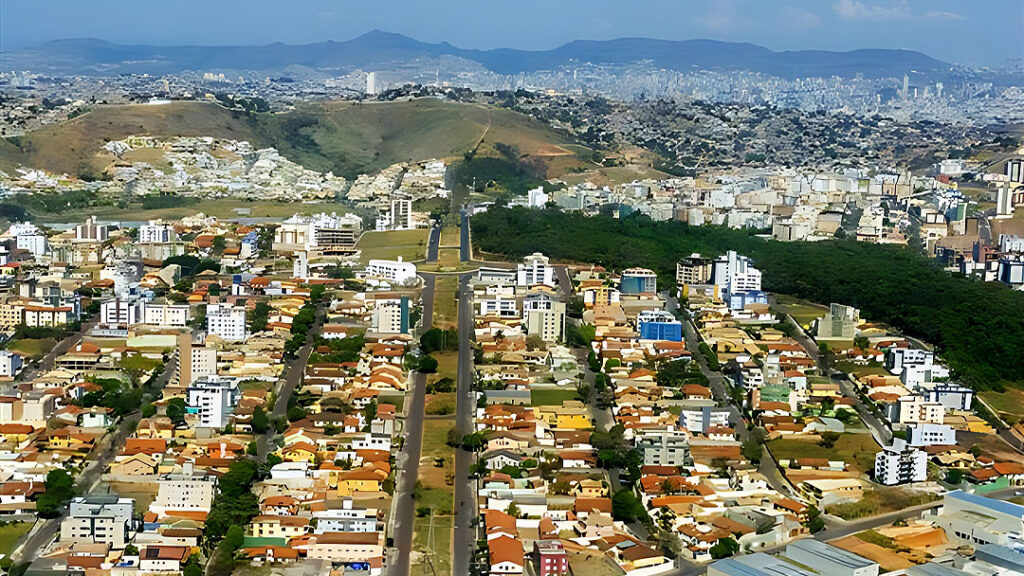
[471,207,1024,390]
[1,98,590,181]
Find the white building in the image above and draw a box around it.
[206,303,247,341]
[517,252,554,287]
[907,423,956,447]
[371,297,409,334]
[365,258,417,285]
[273,212,362,254]
[874,438,927,485]
[151,465,216,515]
[678,406,731,434]
[886,348,934,375]
[6,222,49,257]
[896,395,945,425]
[138,220,176,243]
[61,496,135,549]
[785,540,878,576]
[525,302,566,343]
[142,301,190,326]
[0,351,23,378]
[711,250,761,294]
[101,293,145,326]
[185,376,240,428]
[75,216,108,243]
[312,499,378,533]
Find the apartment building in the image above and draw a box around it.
[60,496,135,549]
[874,439,927,485]
[185,376,240,428]
[206,303,247,341]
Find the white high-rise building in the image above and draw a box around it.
[517,253,554,287]
[293,251,309,280]
[206,303,247,341]
[185,376,240,428]
[138,220,176,243]
[874,438,927,485]
[61,496,135,549]
[711,250,761,294]
[142,302,190,326]
[366,72,379,95]
[365,258,417,285]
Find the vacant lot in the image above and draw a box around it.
[7,337,58,360]
[828,488,939,520]
[836,360,890,379]
[356,229,429,264]
[772,294,828,329]
[0,521,32,557]
[432,275,459,329]
[768,433,881,474]
[979,388,1024,425]
[439,226,461,248]
[531,388,581,406]
[412,513,452,576]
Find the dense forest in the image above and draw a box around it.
[471,207,1024,390]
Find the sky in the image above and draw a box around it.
[1,0,1022,67]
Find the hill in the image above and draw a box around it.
[0,99,593,180]
[6,31,959,81]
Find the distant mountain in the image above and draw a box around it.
[4,30,956,80]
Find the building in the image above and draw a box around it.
[142,301,190,326]
[176,333,217,388]
[312,499,379,533]
[60,496,135,549]
[273,212,361,255]
[525,301,565,343]
[637,309,682,342]
[138,220,175,243]
[785,540,878,576]
[488,535,525,575]
[709,553,817,576]
[75,216,109,243]
[907,423,956,447]
[886,348,935,375]
[676,254,713,286]
[874,438,927,485]
[206,303,247,341]
[371,296,410,334]
[933,490,1024,549]
[678,406,731,434]
[619,268,657,294]
[365,258,417,285]
[517,253,554,287]
[375,196,413,231]
[636,430,691,467]
[712,250,762,295]
[151,465,216,516]
[816,303,860,340]
[895,395,944,425]
[534,540,569,576]
[925,384,973,411]
[0,351,23,378]
[185,376,240,428]
[101,293,144,326]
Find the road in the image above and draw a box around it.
[17,317,100,382]
[452,267,476,575]
[256,302,324,461]
[670,294,749,444]
[390,225,439,576]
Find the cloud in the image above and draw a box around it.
[698,1,753,33]
[832,0,910,21]
[925,10,967,21]
[784,6,822,27]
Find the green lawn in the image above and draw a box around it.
[432,275,459,329]
[439,226,461,248]
[432,351,458,382]
[412,514,452,576]
[7,338,58,360]
[356,229,429,264]
[772,294,828,329]
[378,394,405,413]
[979,388,1024,425]
[836,361,890,378]
[34,199,342,224]
[768,433,881,474]
[0,522,32,556]
[530,388,582,406]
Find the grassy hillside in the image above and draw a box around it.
[4,102,254,178]
[0,98,591,181]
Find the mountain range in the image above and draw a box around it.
[4,30,957,80]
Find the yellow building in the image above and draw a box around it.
[337,468,385,496]
[534,401,592,430]
[247,515,310,539]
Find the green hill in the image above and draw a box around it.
[0,98,592,181]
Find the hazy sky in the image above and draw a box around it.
[1,0,1022,67]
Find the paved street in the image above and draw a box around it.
[391,224,439,576]
[452,270,476,576]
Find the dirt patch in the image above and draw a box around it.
[831,535,913,572]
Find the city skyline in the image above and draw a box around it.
[1,0,1022,68]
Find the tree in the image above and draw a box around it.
[656,506,676,532]
[709,537,740,559]
[818,342,835,373]
[251,406,270,434]
[853,335,870,350]
[946,468,964,484]
[224,525,245,551]
[124,544,139,556]
[141,403,157,418]
[287,405,307,422]
[37,469,75,518]
[165,398,187,425]
[804,505,825,533]
[462,432,485,452]
[818,431,840,449]
[417,355,439,373]
[506,502,521,518]
[611,489,646,522]
[183,555,203,576]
